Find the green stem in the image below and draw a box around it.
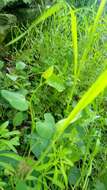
[28,80,45,157]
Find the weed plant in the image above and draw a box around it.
[0,0,107,189]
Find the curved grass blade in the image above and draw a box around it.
[6,2,66,46]
[57,69,107,134]
[67,8,78,108]
[33,68,107,166]
[78,0,107,76]
[71,9,78,76]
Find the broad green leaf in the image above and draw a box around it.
[36,113,55,139]
[46,74,65,92]
[36,122,53,140]
[1,90,28,111]
[16,181,28,190]
[31,113,55,157]
[94,180,106,190]
[68,166,80,186]
[13,112,25,126]
[31,134,49,158]
[16,61,26,70]
[44,113,55,129]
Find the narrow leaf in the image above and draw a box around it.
[57,69,107,133]
[6,3,66,46]
[71,9,78,76]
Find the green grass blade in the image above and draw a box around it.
[37,68,107,165]
[6,2,66,46]
[57,69,107,134]
[66,8,78,109]
[71,9,78,76]
[78,0,106,76]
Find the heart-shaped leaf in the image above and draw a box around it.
[46,74,65,92]
[1,90,28,111]
[36,114,55,140]
[36,113,55,140]
[68,166,80,186]
[31,134,49,158]
[13,112,25,126]
[31,113,55,158]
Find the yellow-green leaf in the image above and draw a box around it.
[42,66,54,79]
[57,69,107,134]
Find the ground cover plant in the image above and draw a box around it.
[0,0,107,189]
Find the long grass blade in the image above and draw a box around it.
[66,8,78,110]
[71,9,78,76]
[57,68,107,134]
[35,68,107,166]
[78,0,106,76]
[6,2,66,46]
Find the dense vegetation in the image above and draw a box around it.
[0,0,107,189]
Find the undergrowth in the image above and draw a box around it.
[0,0,107,189]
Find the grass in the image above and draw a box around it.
[0,0,107,189]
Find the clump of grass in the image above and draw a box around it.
[0,0,107,189]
